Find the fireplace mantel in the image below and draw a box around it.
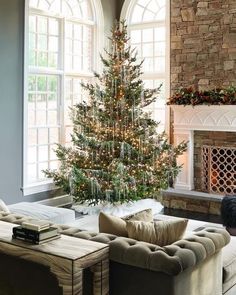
[171,105,236,190]
[172,105,236,131]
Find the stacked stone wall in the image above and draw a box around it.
[171,0,236,93]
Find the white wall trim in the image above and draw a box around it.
[22,180,56,196]
[36,194,73,207]
[92,0,104,73]
[120,0,134,22]
[165,0,171,136]
[23,0,29,193]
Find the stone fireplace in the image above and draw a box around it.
[162,105,236,215]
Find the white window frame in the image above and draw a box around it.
[120,0,170,134]
[22,0,104,196]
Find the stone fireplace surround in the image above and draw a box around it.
[162,105,236,215]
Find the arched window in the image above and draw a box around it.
[121,0,170,132]
[24,0,104,194]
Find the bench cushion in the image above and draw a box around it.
[8,202,75,224]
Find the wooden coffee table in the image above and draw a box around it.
[0,221,109,295]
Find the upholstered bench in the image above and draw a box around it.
[7,202,75,224]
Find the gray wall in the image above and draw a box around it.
[116,0,125,19]
[100,0,125,27]
[0,0,24,204]
[100,0,125,50]
[0,0,124,204]
[101,0,116,37]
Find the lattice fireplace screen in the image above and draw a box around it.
[202,145,236,195]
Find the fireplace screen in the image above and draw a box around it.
[202,145,236,195]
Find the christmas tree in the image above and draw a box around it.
[44,21,187,205]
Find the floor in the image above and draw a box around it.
[162,207,222,224]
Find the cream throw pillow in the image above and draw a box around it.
[0,199,10,213]
[99,209,153,236]
[126,219,188,246]
[123,208,153,222]
[99,212,127,236]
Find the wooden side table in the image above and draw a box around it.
[0,221,109,295]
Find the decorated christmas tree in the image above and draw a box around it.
[44,21,187,205]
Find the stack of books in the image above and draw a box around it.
[12,219,60,244]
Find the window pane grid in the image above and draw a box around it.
[130,27,166,73]
[128,0,167,133]
[27,1,95,185]
[143,79,166,132]
[27,0,94,183]
[29,15,59,68]
[131,0,166,23]
[28,136,60,180]
[64,76,91,145]
[29,0,94,20]
[65,22,93,72]
[27,74,60,183]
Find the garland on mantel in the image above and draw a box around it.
[167,86,236,106]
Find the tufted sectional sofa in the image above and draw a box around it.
[0,211,234,295]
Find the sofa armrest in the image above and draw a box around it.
[109,227,230,275]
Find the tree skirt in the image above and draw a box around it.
[70,199,163,232]
[72,198,163,217]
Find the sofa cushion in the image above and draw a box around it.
[126,218,188,246]
[99,209,153,236]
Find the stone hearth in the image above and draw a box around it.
[162,189,222,215]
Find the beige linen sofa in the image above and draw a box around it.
[0,211,233,295]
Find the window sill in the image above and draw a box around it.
[22,180,56,196]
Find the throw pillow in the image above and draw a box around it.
[126,218,188,246]
[123,208,153,222]
[0,199,10,213]
[99,212,127,236]
[99,208,153,236]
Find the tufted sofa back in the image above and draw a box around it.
[109,227,230,275]
[0,211,230,274]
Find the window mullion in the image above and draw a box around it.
[81,25,84,71]
[129,21,166,30]
[28,66,64,75]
